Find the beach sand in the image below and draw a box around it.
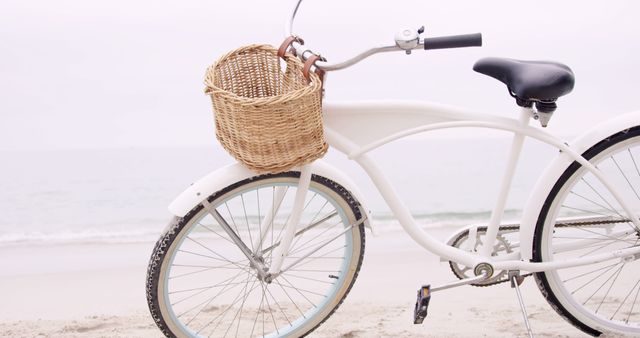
[0,228,588,337]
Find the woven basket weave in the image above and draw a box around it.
[204,44,327,173]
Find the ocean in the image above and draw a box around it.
[0,137,558,246]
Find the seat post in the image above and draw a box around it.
[518,106,533,125]
[479,107,530,258]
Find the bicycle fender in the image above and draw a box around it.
[519,110,640,261]
[167,160,374,233]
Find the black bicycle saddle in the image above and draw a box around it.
[473,57,575,102]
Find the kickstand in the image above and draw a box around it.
[509,271,534,338]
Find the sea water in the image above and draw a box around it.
[0,137,558,245]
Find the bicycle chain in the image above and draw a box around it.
[448,218,631,287]
[449,225,519,287]
[555,217,631,228]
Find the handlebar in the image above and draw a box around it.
[423,33,482,50]
[285,0,482,72]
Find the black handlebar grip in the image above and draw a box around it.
[423,33,482,50]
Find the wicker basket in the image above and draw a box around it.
[204,44,327,173]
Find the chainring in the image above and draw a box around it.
[447,217,626,287]
[448,226,516,286]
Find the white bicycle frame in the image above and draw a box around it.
[168,0,640,281]
[319,100,640,274]
[169,99,640,278]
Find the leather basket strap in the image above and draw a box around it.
[303,54,326,82]
[277,36,304,59]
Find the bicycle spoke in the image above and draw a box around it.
[569,226,637,244]
[170,265,245,280]
[262,282,279,335]
[272,188,317,251]
[239,194,255,253]
[611,155,640,201]
[177,249,246,263]
[582,263,625,306]
[288,220,343,256]
[249,281,265,338]
[260,211,339,256]
[626,282,640,324]
[172,263,245,269]
[283,245,347,272]
[562,262,621,283]
[594,263,626,313]
[289,199,328,249]
[273,279,306,319]
[629,149,640,179]
[257,188,261,253]
[151,176,363,337]
[611,279,640,320]
[569,191,623,217]
[203,275,257,335]
[269,187,276,265]
[579,235,632,258]
[233,272,255,338]
[536,131,640,334]
[282,272,336,285]
[287,268,342,273]
[264,283,292,327]
[581,177,624,218]
[224,201,240,234]
[570,262,620,295]
[199,277,261,336]
[198,222,237,245]
[170,280,249,295]
[577,176,640,233]
[271,187,289,253]
[286,256,344,259]
[276,282,327,298]
[179,270,253,322]
[214,274,255,337]
[279,275,318,307]
[282,225,355,274]
[561,204,624,220]
[302,192,319,214]
[273,210,292,253]
[185,236,246,270]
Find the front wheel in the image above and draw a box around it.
[146,172,366,337]
[534,127,640,336]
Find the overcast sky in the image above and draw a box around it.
[2,0,640,150]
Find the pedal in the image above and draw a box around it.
[413,285,431,324]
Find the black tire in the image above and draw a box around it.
[146,172,365,337]
[534,126,640,337]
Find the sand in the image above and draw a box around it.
[0,229,589,337]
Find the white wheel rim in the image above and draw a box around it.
[540,136,640,335]
[156,177,360,337]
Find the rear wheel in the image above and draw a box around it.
[146,172,366,337]
[534,127,640,336]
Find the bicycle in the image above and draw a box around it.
[145,1,640,336]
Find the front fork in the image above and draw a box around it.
[201,165,314,281]
[268,165,313,275]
